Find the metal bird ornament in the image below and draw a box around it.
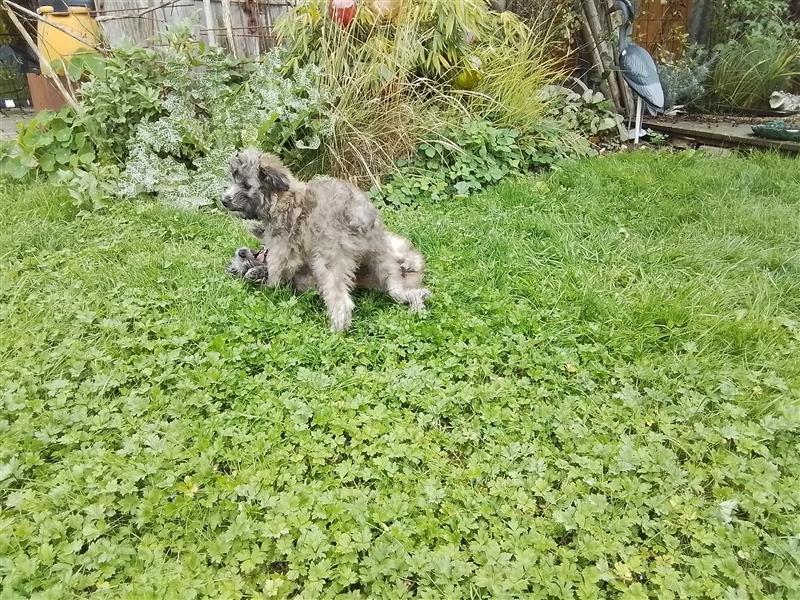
[609,0,665,143]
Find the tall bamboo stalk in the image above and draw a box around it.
[221,0,237,57]
[578,5,617,111]
[604,1,635,117]
[578,2,624,114]
[582,0,627,113]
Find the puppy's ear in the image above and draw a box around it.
[258,165,290,192]
[229,155,242,177]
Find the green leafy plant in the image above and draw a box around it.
[275,0,570,186]
[116,53,333,208]
[539,84,622,139]
[371,118,577,206]
[657,44,717,109]
[276,5,452,186]
[707,36,800,109]
[0,29,335,208]
[713,0,800,42]
[277,0,534,82]
[0,109,96,180]
[76,26,259,167]
[0,12,593,207]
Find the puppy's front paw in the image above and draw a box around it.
[329,312,352,333]
[408,288,431,313]
[244,265,270,284]
[328,300,354,333]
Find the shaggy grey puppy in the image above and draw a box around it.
[220,149,430,331]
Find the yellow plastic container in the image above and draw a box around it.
[37,6,101,75]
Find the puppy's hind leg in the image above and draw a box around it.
[310,254,358,332]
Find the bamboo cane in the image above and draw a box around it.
[604,0,635,117]
[581,0,626,113]
[220,0,237,58]
[578,5,617,112]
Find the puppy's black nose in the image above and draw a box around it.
[221,195,232,208]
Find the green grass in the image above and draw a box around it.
[1,150,799,598]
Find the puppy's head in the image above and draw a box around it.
[226,247,257,277]
[226,246,268,277]
[220,149,291,221]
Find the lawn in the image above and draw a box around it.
[1,150,799,598]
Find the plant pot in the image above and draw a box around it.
[38,1,96,13]
[329,0,358,27]
[453,56,482,90]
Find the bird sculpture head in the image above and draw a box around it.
[608,0,635,24]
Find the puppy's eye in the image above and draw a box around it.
[241,182,251,191]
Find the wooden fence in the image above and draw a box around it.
[96,0,293,56]
[634,0,693,58]
[98,0,691,59]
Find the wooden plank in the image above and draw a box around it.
[203,0,217,46]
[26,73,66,111]
[220,0,237,57]
[644,119,800,154]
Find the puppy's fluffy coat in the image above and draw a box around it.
[221,149,429,331]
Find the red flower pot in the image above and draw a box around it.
[329,0,358,26]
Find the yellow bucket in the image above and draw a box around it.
[37,6,101,75]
